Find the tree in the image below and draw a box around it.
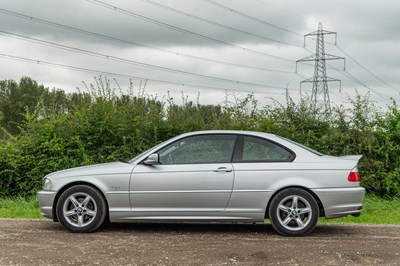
[0,77,69,135]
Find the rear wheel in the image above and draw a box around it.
[269,188,319,236]
[56,185,107,233]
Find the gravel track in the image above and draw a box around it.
[0,219,399,265]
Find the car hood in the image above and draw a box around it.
[45,162,136,180]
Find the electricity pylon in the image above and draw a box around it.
[296,22,345,113]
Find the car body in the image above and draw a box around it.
[37,130,365,236]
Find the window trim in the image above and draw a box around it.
[139,133,296,165]
[232,135,296,163]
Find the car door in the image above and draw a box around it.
[130,134,236,214]
[227,135,295,212]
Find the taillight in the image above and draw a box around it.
[348,168,361,182]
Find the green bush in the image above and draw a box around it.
[0,108,91,197]
[1,77,400,198]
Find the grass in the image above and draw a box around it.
[0,195,399,224]
[320,195,400,224]
[0,196,42,219]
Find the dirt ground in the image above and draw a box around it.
[0,219,399,265]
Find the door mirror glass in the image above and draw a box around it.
[143,153,159,165]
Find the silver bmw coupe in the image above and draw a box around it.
[37,130,365,236]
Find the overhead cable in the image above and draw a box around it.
[201,0,302,37]
[328,64,391,102]
[83,0,294,62]
[0,8,294,74]
[138,0,302,47]
[336,44,399,93]
[0,30,297,90]
[0,53,299,95]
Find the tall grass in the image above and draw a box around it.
[0,196,41,219]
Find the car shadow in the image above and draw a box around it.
[97,222,359,236]
[38,219,360,236]
[100,222,275,234]
[311,223,362,236]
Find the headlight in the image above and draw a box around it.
[42,178,53,190]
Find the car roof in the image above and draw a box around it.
[178,130,276,138]
[130,130,329,164]
[174,130,329,160]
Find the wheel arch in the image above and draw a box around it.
[52,181,110,223]
[264,186,325,219]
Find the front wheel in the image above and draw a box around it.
[56,185,107,233]
[269,188,319,236]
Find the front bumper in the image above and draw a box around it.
[37,190,57,219]
[312,187,365,218]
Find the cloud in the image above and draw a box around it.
[0,0,399,108]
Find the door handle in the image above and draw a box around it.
[213,167,233,173]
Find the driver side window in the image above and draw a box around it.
[158,134,236,164]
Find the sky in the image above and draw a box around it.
[0,0,399,108]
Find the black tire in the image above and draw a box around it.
[56,185,107,233]
[269,188,319,236]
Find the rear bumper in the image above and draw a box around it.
[37,190,57,219]
[311,187,365,218]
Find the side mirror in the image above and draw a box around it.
[143,153,159,165]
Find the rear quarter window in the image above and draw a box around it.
[237,135,295,162]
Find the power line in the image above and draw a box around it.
[138,0,302,47]
[0,53,299,95]
[200,0,395,102]
[254,0,316,27]
[326,64,391,102]
[302,45,391,102]
[0,30,297,90]
[237,0,398,97]
[0,8,294,74]
[83,0,295,62]
[297,22,345,112]
[330,91,347,101]
[341,70,391,102]
[0,5,353,103]
[201,0,303,37]
[222,0,396,99]
[335,44,400,94]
